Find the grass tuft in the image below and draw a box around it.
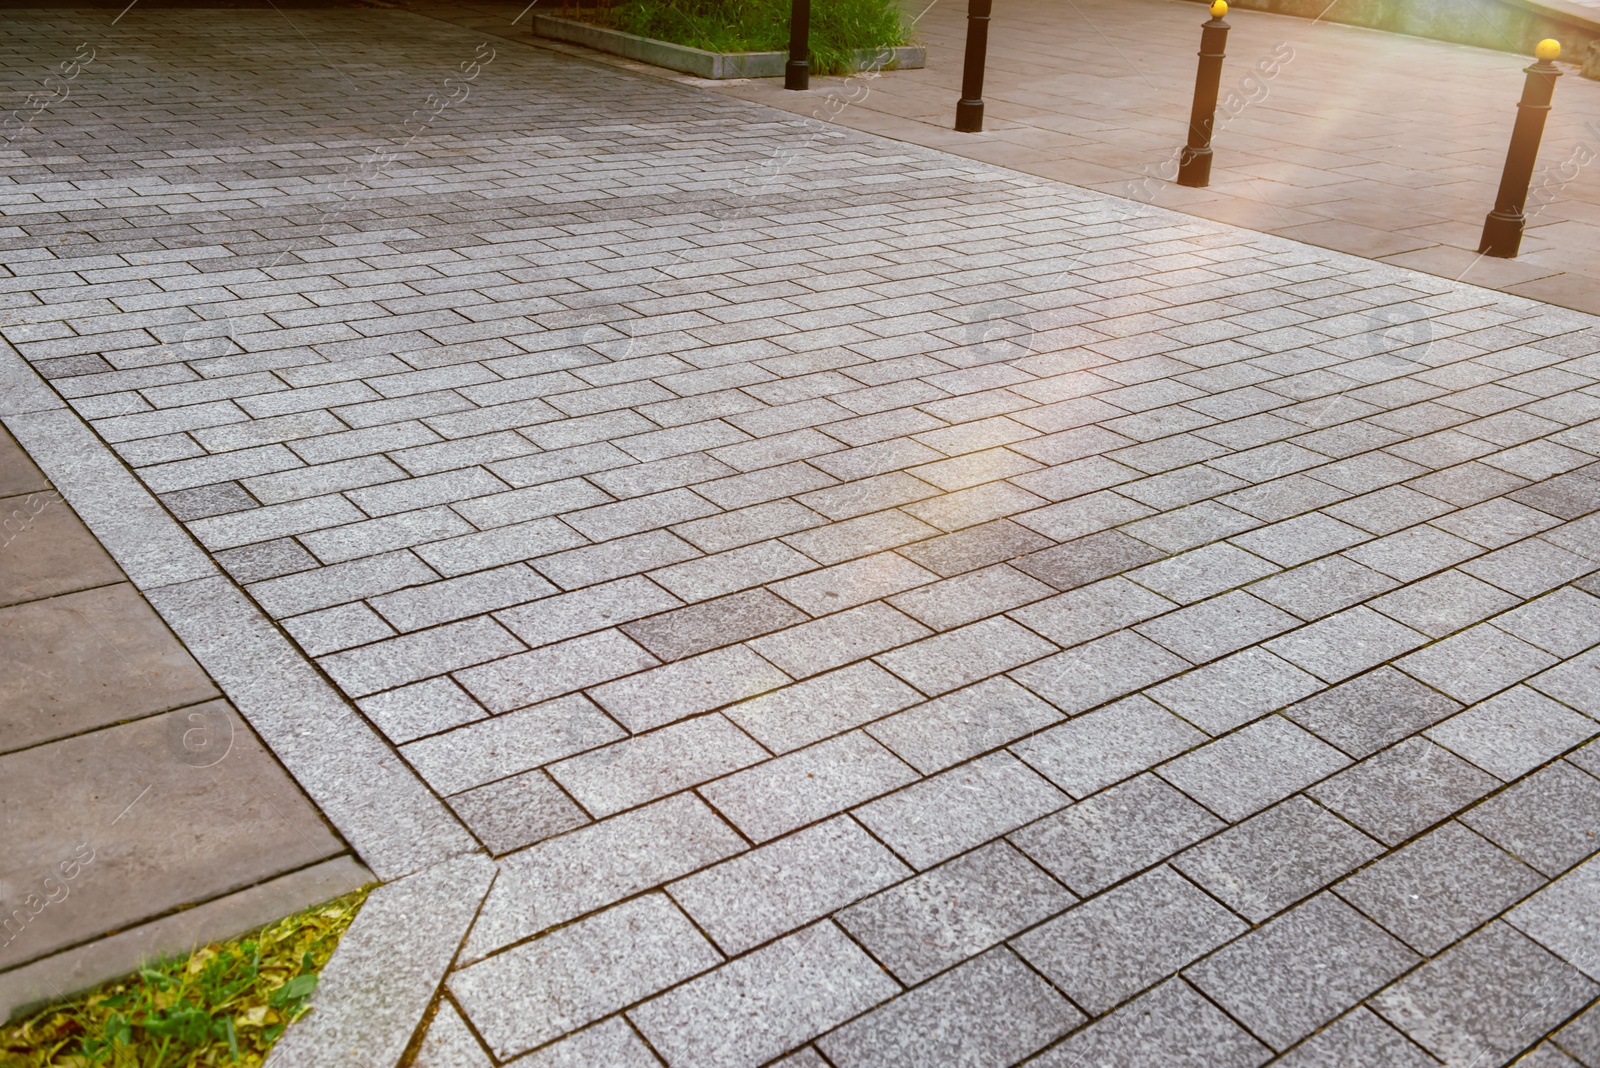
[0,887,370,1068]
[583,0,913,75]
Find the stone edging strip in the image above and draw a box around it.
[0,341,493,1063]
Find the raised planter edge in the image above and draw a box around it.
[531,13,924,79]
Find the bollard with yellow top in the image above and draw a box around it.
[1480,39,1564,257]
[1177,1,1232,187]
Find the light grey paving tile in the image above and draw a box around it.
[465,793,746,960]
[187,493,364,551]
[509,1017,662,1068]
[1461,537,1597,598]
[283,600,395,656]
[1148,648,1323,736]
[347,466,511,518]
[565,487,720,542]
[445,768,590,856]
[450,893,721,1060]
[1270,1008,1435,1068]
[1530,647,1600,717]
[1308,737,1498,845]
[1134,590,1298,664]
[1126,542,1280,604]
[1159,716,1351,822]
[628,921,899,1068]
[1007,576,1176,649]
[237,454,403,505]
[1034,978,1269,1068]
[1336,821,1543,956]
[889,563,1055,631]
[837,841,1075,986]
[1344,523,1483,582]
[1461,761,1600,877]
[450,477,613,529]
[1012,865,1246,1016]
[783,508,938,566]
[1012,527,1166,589]
[412,516,589,577]
[1370,922,1598,1068]
[589,645,792,732]
[1011,774,1223,897]
[622,588,807,662]
[1247,554,1402,621]
[299,508,473,565]
[669,815,910,955]
[1229,511,1372,567]
[1370,568,1522,637]
[401,694,625,796]
[1428,686,1600,781]
[725,661,923,754]
[1400,624,1560,704]
[549,713,768,818]
[1012,695,1207,799]
[1186,893,1418,1052]
[817,947,1082,1068]
[1174,796,1383,923]
[367,564,555,632]
[490,441,634,488]
[1122,500,1260,554]
[1556,1002,1600,1068]
[357,675,487,745]
[770,551,938,615]
[534,529,702,591]
[455,628,658,713]
[1265,606,1428,682]
[867,676,1063,775]
[1495,587,1600,658]
[700,730,917,843]
[855,752,1069,870]
[672,499,827,554]
[1433,496,1562,548]
[317,616,527,698]
[875,616,1056,696]
[648,539,817,603]
[1009,630,1190,715]
[496,575,684,649]
[749,601,932,680]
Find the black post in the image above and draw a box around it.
[1176,0,1230,188]
[954,0,992,132]
[1481,40,1564,258]
[786,0,810,90]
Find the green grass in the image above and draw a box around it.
[586,0,912,75]
[0,887,370,1068]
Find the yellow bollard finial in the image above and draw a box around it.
[1535,39,1561,61]
[1209,0,1228,16]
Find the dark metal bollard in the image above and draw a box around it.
[954,0,992,132]
[1176,0,1230,188]
[786,0,810,90]
[1480,40,1564,258]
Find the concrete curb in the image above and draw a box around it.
[531,13,925,79]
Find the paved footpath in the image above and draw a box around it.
[3,6,1600,1066]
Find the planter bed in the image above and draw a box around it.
[531,13,925,79]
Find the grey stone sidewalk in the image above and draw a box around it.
[3,6,1600,1066]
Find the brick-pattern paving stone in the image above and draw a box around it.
[10,7,1600,1061]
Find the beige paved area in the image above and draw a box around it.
[0,422,367,1020]
[422,0,1600,313]
[4,5,1600,1066]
